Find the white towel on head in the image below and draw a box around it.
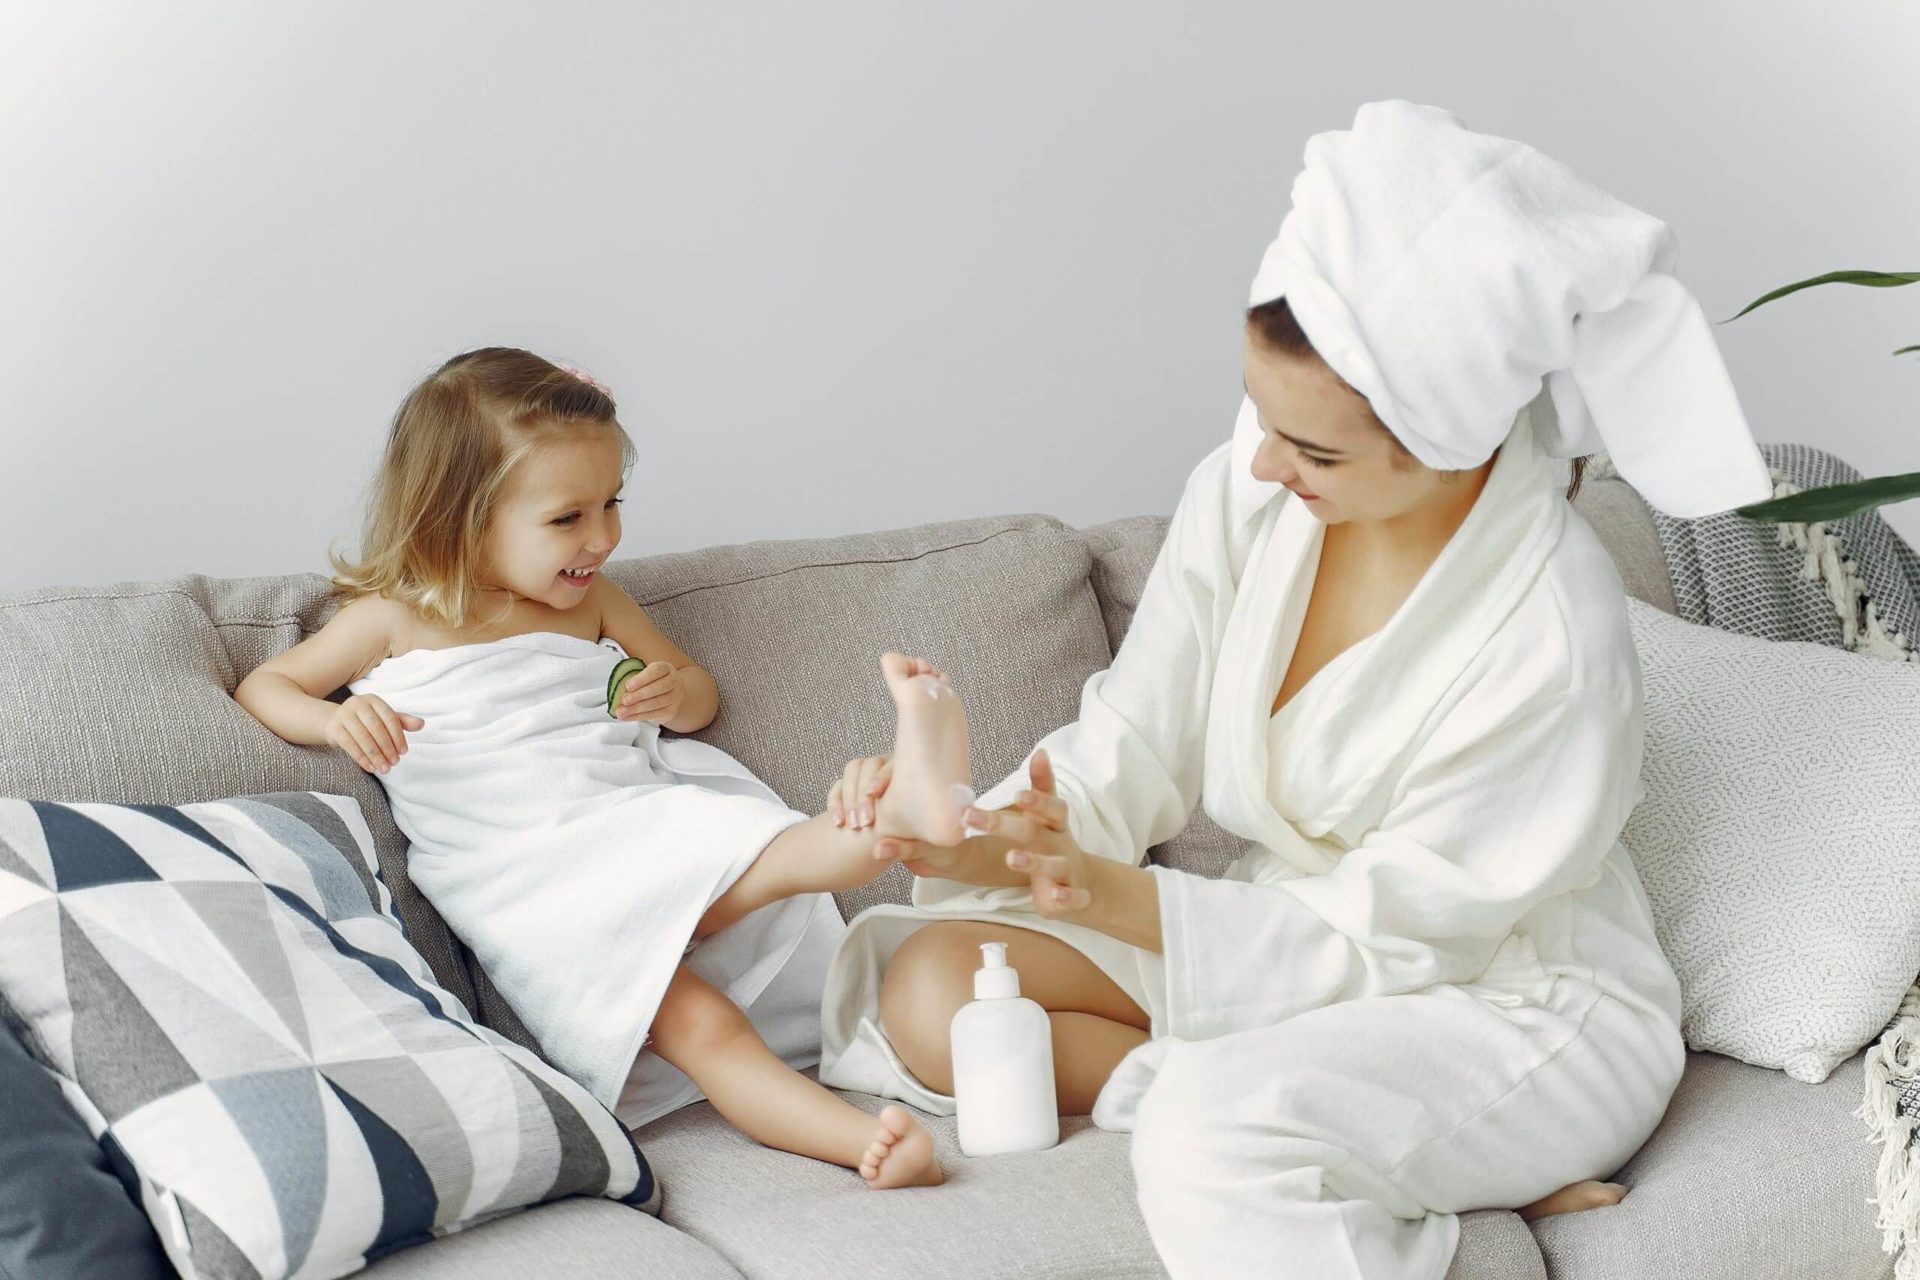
[1249,98,1770,519]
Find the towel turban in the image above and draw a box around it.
[1249,99,1771,518]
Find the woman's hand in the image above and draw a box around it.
[971,749,1100,919]
[326,693,423,775]
[829,753,892,829]
[614,660,685,725]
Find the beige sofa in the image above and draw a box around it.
[0,465,1891,1279]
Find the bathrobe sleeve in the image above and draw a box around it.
[1150,679,1640,1040]
[914,444,1241,911]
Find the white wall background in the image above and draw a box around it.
[3,1,1915,597]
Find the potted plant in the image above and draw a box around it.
[1725,270,1918,523]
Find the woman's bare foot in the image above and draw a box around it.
[1517,1179,1626,1221]
[872,653,974,847]
[857,1104,945,1189]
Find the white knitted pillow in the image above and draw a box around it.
[1623,598,1920,1082]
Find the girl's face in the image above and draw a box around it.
[1241,328,1463,526]
[478,429,626,609]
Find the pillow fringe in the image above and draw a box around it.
[1860,982,1920,1275]
[1765,470,1915,663]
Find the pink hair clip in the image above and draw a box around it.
[555,360,612,397]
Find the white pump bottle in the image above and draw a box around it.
[950,941,1059,1156]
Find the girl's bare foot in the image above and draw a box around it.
[872,653,974,847]
[857,1104,945,1189]
[1517,1179,1627,1221]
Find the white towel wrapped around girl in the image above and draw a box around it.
[349,630,841,1127]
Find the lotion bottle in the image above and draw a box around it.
[950,941,1059,1156]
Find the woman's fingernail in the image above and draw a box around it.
[1007,851,1028,867]
[1055,888,1070,903]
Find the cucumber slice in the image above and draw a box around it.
[606,656,648,717]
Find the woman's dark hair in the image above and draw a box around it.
[1245,296,1589,502]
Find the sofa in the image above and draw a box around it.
[0,462,1893,1280]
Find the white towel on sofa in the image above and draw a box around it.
[350,630,844,1124]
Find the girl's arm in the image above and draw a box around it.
[234,596,395,745]
[593,575,719,733]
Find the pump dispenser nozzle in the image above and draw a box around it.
[974,941,1021,1000]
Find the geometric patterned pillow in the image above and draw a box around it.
[0,791,659,1280]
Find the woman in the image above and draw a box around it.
[818,99,1772,1278]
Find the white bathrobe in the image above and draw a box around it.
[350,632,846,1130]
[817,403,1687,1278]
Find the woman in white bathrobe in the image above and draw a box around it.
[815,99,1775,1278]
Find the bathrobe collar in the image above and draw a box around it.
[1206,399,1564,871]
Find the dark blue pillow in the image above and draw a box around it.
[0,1015,172,1280]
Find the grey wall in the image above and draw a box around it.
[3,1,1915,597]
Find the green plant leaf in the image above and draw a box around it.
[1721,270,1920,323]
[1897,343,1920,356]
[1737,471,1920,523]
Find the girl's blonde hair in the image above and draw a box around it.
[327,347,637,631]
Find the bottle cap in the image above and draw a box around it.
[974,941,1021,999]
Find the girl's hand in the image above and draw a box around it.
[326,694,423,775]
[829,754,892,830]
[614,661,684,724]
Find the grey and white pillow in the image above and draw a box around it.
[1623,599,1920,1082]
[0,790,659,1280]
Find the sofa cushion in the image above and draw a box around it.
[1624,599,1920,1082]
[1530,1048,1884,1279]
[0,789,658,1280]
[1569,472,1677,615]
[0,574,476,1012]
[0,1016,173,1280]
[630,1070,1544,1280]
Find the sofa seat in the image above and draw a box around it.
[358,1197,743,1279]
[630,1068,1546,1280]
[1532,1047,1887,1280]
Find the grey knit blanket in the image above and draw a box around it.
[1593,444,1920,1273]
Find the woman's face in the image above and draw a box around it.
[1241,328,1459,525]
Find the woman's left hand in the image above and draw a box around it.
[615,661,685,725]
[966,749,1099,920]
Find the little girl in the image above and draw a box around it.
[234,346,977,1189]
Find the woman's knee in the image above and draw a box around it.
[878,923,986,1089]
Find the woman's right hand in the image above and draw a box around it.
[326,694,423,775]
[828,754,892,829]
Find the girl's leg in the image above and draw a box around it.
[878,920,1151,1115]
[647,961,943,1189]
[693,812,885,940]
[696,652,976,940]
